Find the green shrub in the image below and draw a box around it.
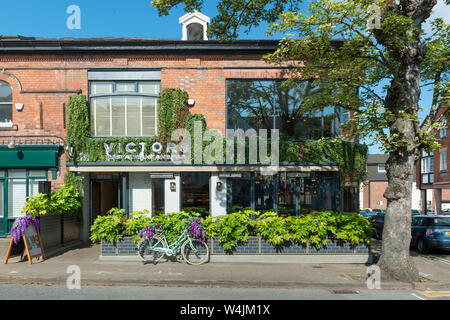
[90,208,373,250]
[22,184,82,218]
[89,208,127,243]
[211,210,259,250]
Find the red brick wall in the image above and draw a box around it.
[0,52,292,187]
[362,181,388,209]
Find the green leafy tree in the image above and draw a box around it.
[153,0,450,282]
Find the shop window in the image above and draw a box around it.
[230,174,252,211]
[89,81,160,137]
[181,173,210,214]
[226,79,345,141]
[0,82,12,125]
[277,173,297,216]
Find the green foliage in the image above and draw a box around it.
[49,184,82,216]
[91,210,373,249]
[22,184,82,218]
[209,210,259,250]
[158,88,189,144]
[85,136,157,162]
[22,193,51,218]
[64,172,84,194]
[89,208,127,243]
[281,139,368,183]
[66,94,90,161]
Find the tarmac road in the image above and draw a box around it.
[0,284,449,300]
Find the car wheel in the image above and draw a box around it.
[417,238,429,254]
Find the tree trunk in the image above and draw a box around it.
[377,62,422,282]
[378,151,419,282]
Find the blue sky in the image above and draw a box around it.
[0,0,447,154]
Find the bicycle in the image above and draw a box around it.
[137,222,209,265]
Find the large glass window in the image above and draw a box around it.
[90,81,160,137]
[421,151,434,184]
[226,79,346,141]
[181,173,210,213]
[0,82,12,125]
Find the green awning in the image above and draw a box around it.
[0,145,59,168]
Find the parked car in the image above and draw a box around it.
[369,212,385,239]
[427,209,435,215]
[364,208,373,212]
[411,209,420,216]
[359,211,375,218]
[411,215,450,253]
[372,209,383,213]
[441,209,450,216]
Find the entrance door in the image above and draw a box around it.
[90,178,120,225]
[152,178,164,216]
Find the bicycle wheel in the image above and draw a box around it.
[181,239,209,266]
[137,236,166,263]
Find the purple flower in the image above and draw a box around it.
[189,219,205,244]
[10,216,40,244]
[139,226,154,241]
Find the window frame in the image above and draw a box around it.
[377,163,386,173]
[89,80,160,138]
[440,118,447,139]
[440,148,447,172]
[0,81,13,126]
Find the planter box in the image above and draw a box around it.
[102,236,369,257]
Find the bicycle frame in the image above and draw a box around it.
[150,229,191,256]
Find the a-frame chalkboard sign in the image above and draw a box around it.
[4,224,46,264]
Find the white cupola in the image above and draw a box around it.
[179,11,210,40]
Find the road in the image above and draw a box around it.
[0,284,448,300]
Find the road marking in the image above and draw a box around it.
[418,291,450,298]
[411,293,426,300]
[419,254,450,266]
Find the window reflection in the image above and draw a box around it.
[226,79,345,141]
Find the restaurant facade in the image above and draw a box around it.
[0,12,353,242]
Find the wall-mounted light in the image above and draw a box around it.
[170,182,176,192]
[186,98,195,108]
[216,181,223,191]
[8,137,16,149]
[15,103,24,112]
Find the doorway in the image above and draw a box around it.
[152,178,164,216]
[91,177,120,225]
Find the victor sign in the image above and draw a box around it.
[104,141,187,161]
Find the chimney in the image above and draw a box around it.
[179,11,210,40]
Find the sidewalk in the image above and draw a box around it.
[1,241,449,290]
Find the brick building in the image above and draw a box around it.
[0,12,352,240]
[360,154,427,211]
[417,105,450,214]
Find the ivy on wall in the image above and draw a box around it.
[64,92,368,185]
[66,94,90,161]
[158,88,189,144]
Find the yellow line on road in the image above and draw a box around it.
[419,254,450,266]
[418,291,450,298]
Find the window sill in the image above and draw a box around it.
[0,124,18,131]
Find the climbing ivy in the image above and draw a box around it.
[158,88,189,144]
[66,94,90,161]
